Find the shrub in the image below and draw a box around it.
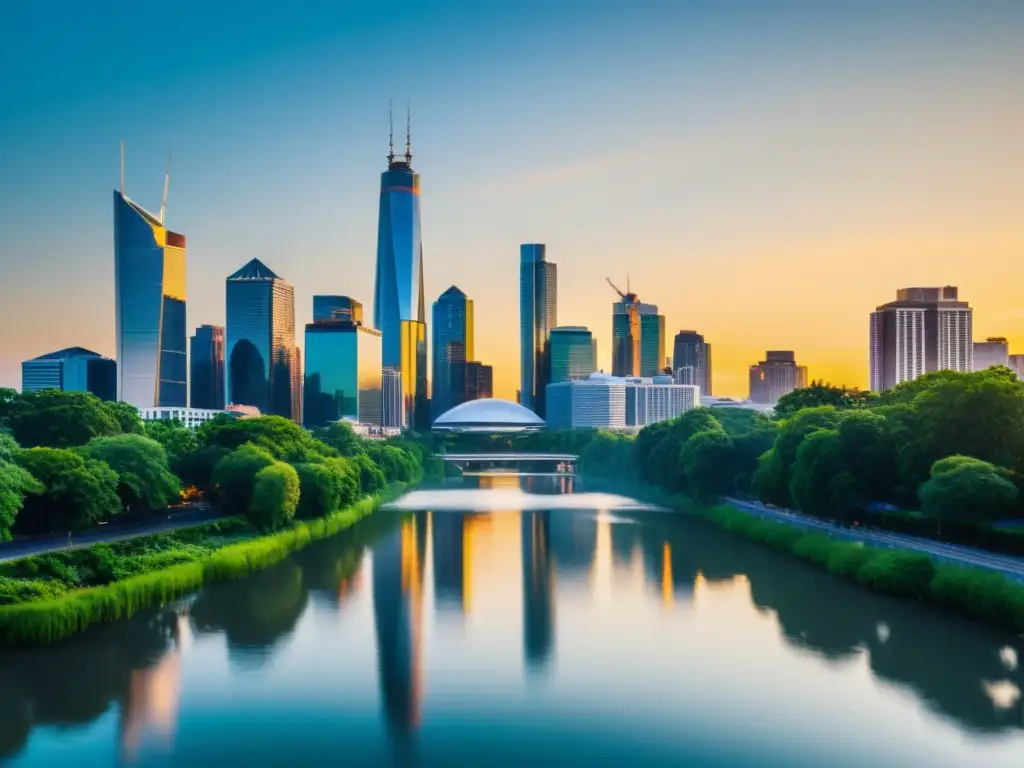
[929,566,1024,632]
[825,542,875,579]
[247,462,300,532]
[792,533,834,567]
[855,551,934,599]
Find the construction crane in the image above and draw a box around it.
[605,276,637,303]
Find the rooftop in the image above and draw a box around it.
[228,258,281,281]
[27,347,109,362]
[432,398,545,432]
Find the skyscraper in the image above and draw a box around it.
[465,361,493,401]
[973,337,1009,371]
[549,326,596,383]
[225,258,298,421]
[313,295,363,324]
[432,286,474,420]
[672,331,712,397]
[113,151,186,409]
[520,244,557,417]
[21,347,116,401]
[749,351,808,405]
[303,316,383,429]
[373,108,427,428]
[869,286,973,392]
[189,325,225,410]
[639,308,665,378]
[611,297,640,377]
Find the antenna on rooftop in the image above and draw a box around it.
[120,139,125,196]
[160,151,171,224]
[405,99,412,164]
[388,98,395,164]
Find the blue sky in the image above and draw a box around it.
[2,1,1023,397]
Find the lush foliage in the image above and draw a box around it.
[2,390,136,449]
[81,434,181,513]
[773,382,875,420]
[14,447,121,532]
[248,463,301,531]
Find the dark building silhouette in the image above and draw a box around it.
[748,351,807,405]
[465,361,493,401]
[21,347,116,401]
[672,330,712,396]
[520,244,557,417]
[521,511,555,672]
[189,325,225,409]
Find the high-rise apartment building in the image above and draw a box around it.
[520,243,557,417]
[749,351,807,405]
[869,286,973,392]
[21,347,116,401]
[189,325,225,410]
[373,115,427,428]
[465,361,493,401]
[672,331,712,397]
[973,337,1009,371]
[313,295,363,324]
[1009,355,1024,381]
[113,162,186,408]
[303,317,383,429]
[550,326,596,383]
[625,376,700,427]
[611,297,640,377]
[639,311,665,378]
[432,286,474,420]
[225,258,298,421]
[546,373,626,429]
[382,368,405,428]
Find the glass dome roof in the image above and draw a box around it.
[431,398,546,432]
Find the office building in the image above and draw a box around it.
[674,365,699,388]
[611,296,640,377]
[550,326,596,383]
[639,311,665,378]
[546,373,627,429]
[465,361,493,401]
[113,157,186,408]
[701,396,775,414]
[625,376,699,427]
[1009,354,1024,381]
[869,286,973,392]
[304,317,383,429]
[672,331,712,397]
[749,351,808,405]
[189,325,225,410]
[21,347,116,401]
[313,295,363,324]
[138,406,245,430]
[973,337,1009,371]
[382,368,405,428]
[225,258,298,421]
[520,243,557,417]
[291,345,302,427]
[373,113,427,428]
[432,286,474,419]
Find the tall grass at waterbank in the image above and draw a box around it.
[0,493,391,647]
[704,505,1024,633]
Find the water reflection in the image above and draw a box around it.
[2,476,1024,765]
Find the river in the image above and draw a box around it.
[2,474,1023,767]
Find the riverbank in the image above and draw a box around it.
[0,488,401,647]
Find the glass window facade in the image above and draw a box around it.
[313,295,363,324]
[639,311,665,377]
[550,326,596,383]
[303,322,383,428]
[431,286,474,420]
[672,331,712,397]
[113,191,187,408]
[190,325,225,410]
[22,347,116,401]
[225,259,298,421]
[519,244,557,417]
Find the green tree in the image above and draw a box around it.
[0,460,44,541]
[213,444,276,517]
[312,421,366,457]
[365,444,419,483]
[789,429,860,518]
[756,406,841,507]
[350,452,386,494]
[81,434,181,512]
[774,382,875,420]
[200,415,333,463]
[641,409,723,490]
[918,459,1018,529]
[248,462,300,531]
[680,430,735,500]
[0,389,18,427]
[8,390,121,448]
[15,447,121,532]
[143,419,199,477]
[834,409,898,504]
[294,462,340,518]
[102,401,144,435]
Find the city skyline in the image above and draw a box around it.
[3,2,1024,399]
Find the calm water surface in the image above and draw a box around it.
[3,475,1024,767]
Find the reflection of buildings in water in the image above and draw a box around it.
[477,473,521,490]
[120,614,189,763]
[641,532,699,605]
[549,511,597,575]
[338,570,363,608]
[372,514,428,735]
[432,512,465,613]
[521,510,555,672]
[609,520,641,569]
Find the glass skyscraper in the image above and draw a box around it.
[672,330,712,397]
[22,347,116,401]
[639,310,665,377]
[304,319,383,429]
[190,325,225,410]
[313,295,363,324]
[373,127,427,429]
[431,285,474,420]
[520,244,557,417]
[225,258,298,421]
[549,326,596,383]
[114,190,186,408]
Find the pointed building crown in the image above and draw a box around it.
[228,258,281,281]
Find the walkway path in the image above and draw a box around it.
[0,507,226,564]
[725,498,1024,582]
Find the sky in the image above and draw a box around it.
[1,0,1023,399]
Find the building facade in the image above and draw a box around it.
[611,298,640,377]
[1009,354,1024,380]
[138,406,243,430]
[973,337,1009,371]
[546,374,626,429]
[304,320,383,429]
[373,129,427,428]
[225,258,299,421]
[114,189,186,409]
[672,331,712,397]
[625,376,699,427]
[639,311,665,378]
[189,325,225,410]
[465,361,493,401]
[21,347,116,401]
[432,286,474,420]
[313,295,363,324]
[549,326,596,383]
[520,243,557,417]
[869,286,973,392]
[749,351,808,405]
[382,368,406,428]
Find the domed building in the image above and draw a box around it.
[431,398,545,433]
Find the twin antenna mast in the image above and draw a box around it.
[388,98,413,165]
[119,140,172,225]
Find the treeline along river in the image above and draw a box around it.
[2,475,1023,766]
